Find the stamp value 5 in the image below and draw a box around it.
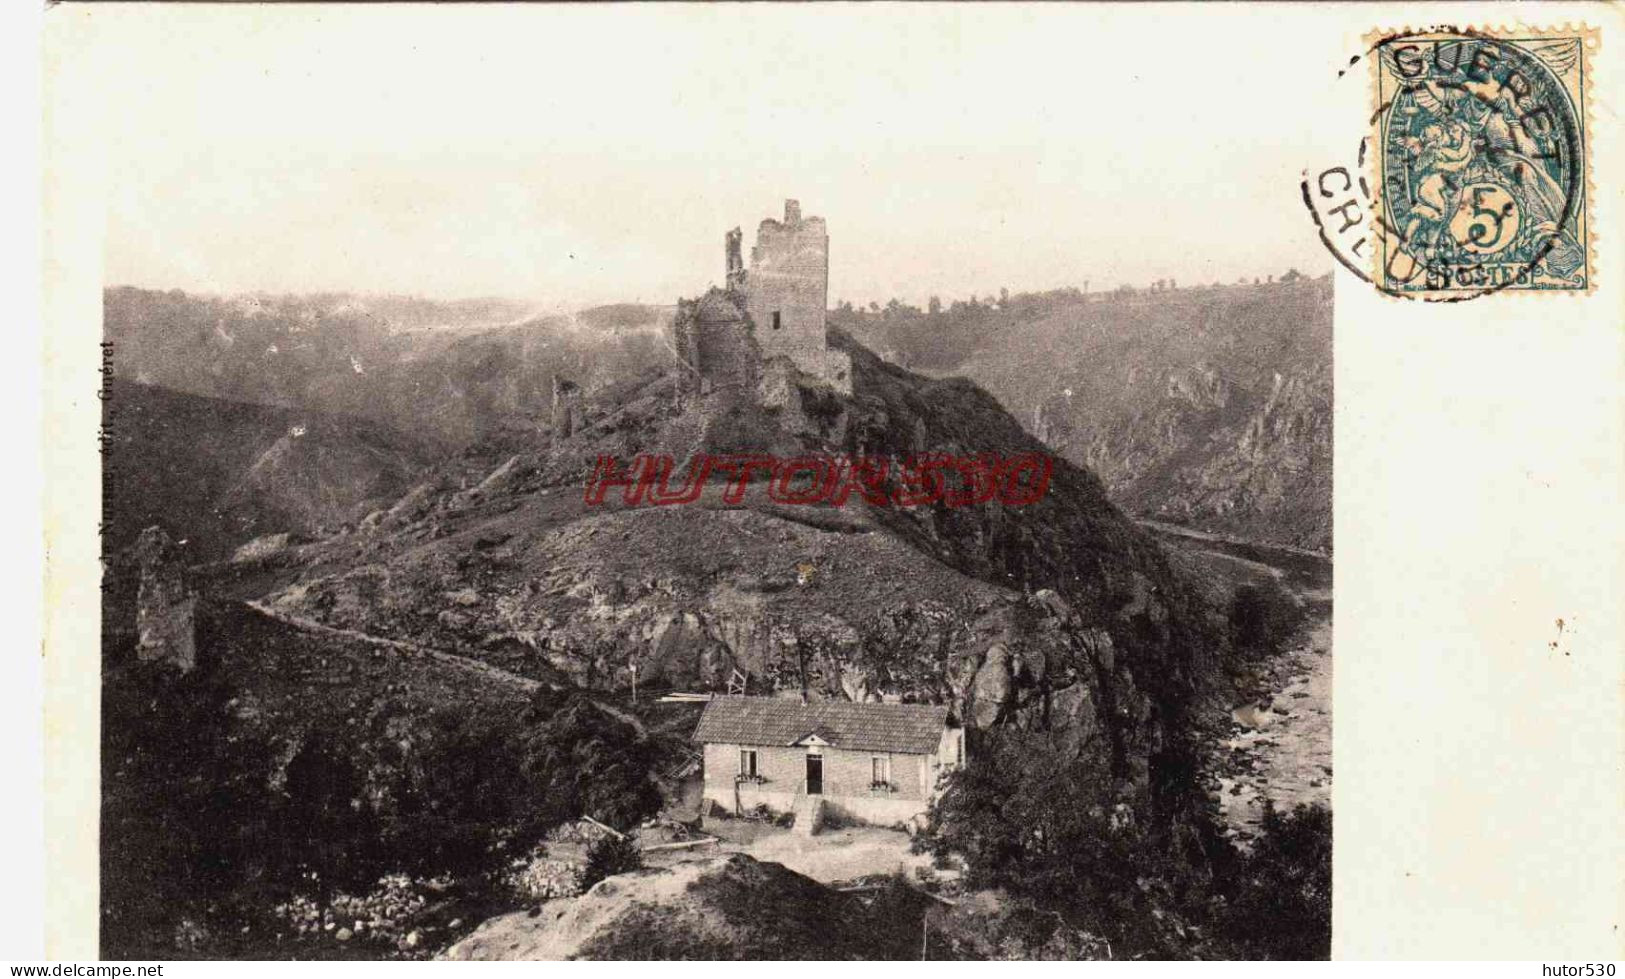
[1371,27,1595,298]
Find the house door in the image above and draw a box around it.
[805,755,823,795]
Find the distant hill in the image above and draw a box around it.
[103,379,432,561]
[576,303,674,333]
[104,288,672,446]
[831,275,1333,552]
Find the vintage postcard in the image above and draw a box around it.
[27,1,1623,965]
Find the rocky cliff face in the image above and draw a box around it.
[836,277,1333,553]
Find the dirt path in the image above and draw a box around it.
[1214,614,1332,843]
[1137,518,1329,562]
[243,598,648,737]
[245,598,545,692]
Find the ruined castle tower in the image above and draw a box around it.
[673,199,852,401]
[741,200,842,388]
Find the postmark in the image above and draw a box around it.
[1304,26,1597,300]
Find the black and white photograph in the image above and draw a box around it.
[17,1,1623,967]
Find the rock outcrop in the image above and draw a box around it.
[442,854,927,960]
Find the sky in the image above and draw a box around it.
[69,5,1343,308]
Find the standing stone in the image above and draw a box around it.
[131,526,198,672]
[551,376,582,441]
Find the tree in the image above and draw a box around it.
[513,690,662,832]
[577,834,643,892]
[1227,582,1303,658]
[914,732,1214,955]
[279,730,384,896]
[100,661,282,956]
[1220,802,1331,959]
[1228,585,1270,653]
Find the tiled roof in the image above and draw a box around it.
[693,696,950,755]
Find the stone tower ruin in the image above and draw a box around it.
[725,227,745,290]
[741,199,836,386]
[672,199,851,399]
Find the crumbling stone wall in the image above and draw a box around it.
[673,200,851,403]
[672,289,760,396]
[759,358,847,442]
[725,227,745,290]
[132,525,198,671]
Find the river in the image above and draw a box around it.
[1141,521,1333,845]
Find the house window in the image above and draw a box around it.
[872,755,891,786]
[740,749,757,778]
[771,311,782,330]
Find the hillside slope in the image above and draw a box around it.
[103,379,433,560]
[105,287,672,446]
[833,276,1332,552]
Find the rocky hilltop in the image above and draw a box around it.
[238,325,1218,805]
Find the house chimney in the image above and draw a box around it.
[784,199,801,224]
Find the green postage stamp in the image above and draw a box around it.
[1370,27,1596,297]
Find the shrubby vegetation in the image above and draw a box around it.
[1219,801,1332,960]
[916,730,1331,960]
[1227,581,1306,658]
[577,835,644,893]
[101,661,661,958]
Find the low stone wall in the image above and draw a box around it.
[820,793,928,829]
[702,782,928,829]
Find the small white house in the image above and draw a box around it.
[693,696,966,826]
